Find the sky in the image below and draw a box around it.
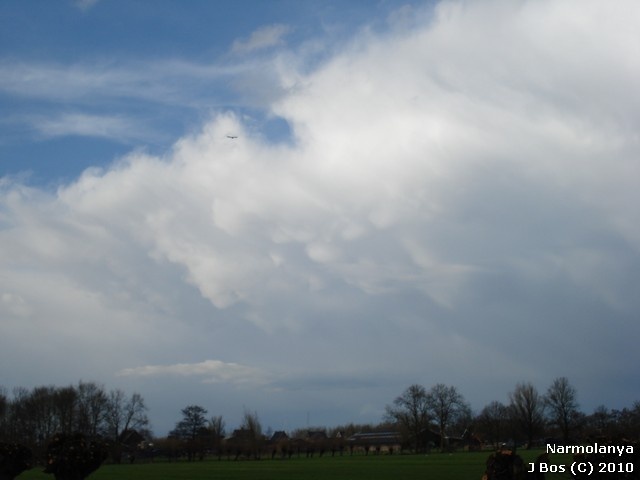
[1,0,639,437]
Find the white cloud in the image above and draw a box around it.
[74,0,99,11]
[29,113,153,142]
[117,360,268,386]
[0,292,31,317]
[0,60,244,106]
[231,24,291,54]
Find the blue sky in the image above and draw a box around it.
[1,0,423,184]
[2,0,640,437]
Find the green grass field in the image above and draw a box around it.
[16,450,574,480]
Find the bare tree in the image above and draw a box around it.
[53,386,77,435]
[587,404,613,436]
[0,387,7,439]
[509,382,545,449]
[6,388,32,445]
[476,400,509,449]
[426,384,469,451]
[75,382,108,438]
[105,389,149,462]
[625,401,640,439]
[27,386,58,446]
[122,393,149,434]
[208,415,225,457]
[385,384,430,452]
[241,409,263,459]
[545,377,579,443]
[12,385,76,448]
[1,385,78,457]
[104,389,124,445]
[105,390,148,441]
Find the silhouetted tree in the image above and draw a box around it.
[171,405,208,460]
[476,401,510,449]
[6,388,31,446]
[586,405,614,437]
[545,377,579,443]
[25,386,59,447]
[208,415,225,458]
[0,388,7,441]
[385,384,430,452]
[172,405,208,441]
[104,390,148,462]
[426,383,469,451]
[509,382,545,449]
[75,382,108,438]
[240,409,263,459]
[625,401,640,439]
[6,385,76,455]
[52,387,77,435]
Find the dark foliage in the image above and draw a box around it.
[0,442,32,480]
[43,433,108,480]
[482,450,527,480]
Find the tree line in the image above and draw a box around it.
[154,377,640,462]
[0,381,149,463]
[3,376,640,467]
[386,378,640,453]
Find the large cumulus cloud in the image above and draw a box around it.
[1,0,639,433]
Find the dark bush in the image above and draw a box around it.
[482,449,526,480]
[43,433,108,480]
[0,442,32,480]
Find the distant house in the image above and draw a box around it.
[118,429,152,462]
[266,431,290,459]
[347,431,402,454]
[460,428,483,451]
[228,428,259,443]
[226,428,265,460]
[301,430,324,441]
[418,427,481,451]
[269,431,289,443]
[419,428,444,449]
[119,429,146,448]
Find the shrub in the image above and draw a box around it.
[43,433,108,480]
[0,442,32,480]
